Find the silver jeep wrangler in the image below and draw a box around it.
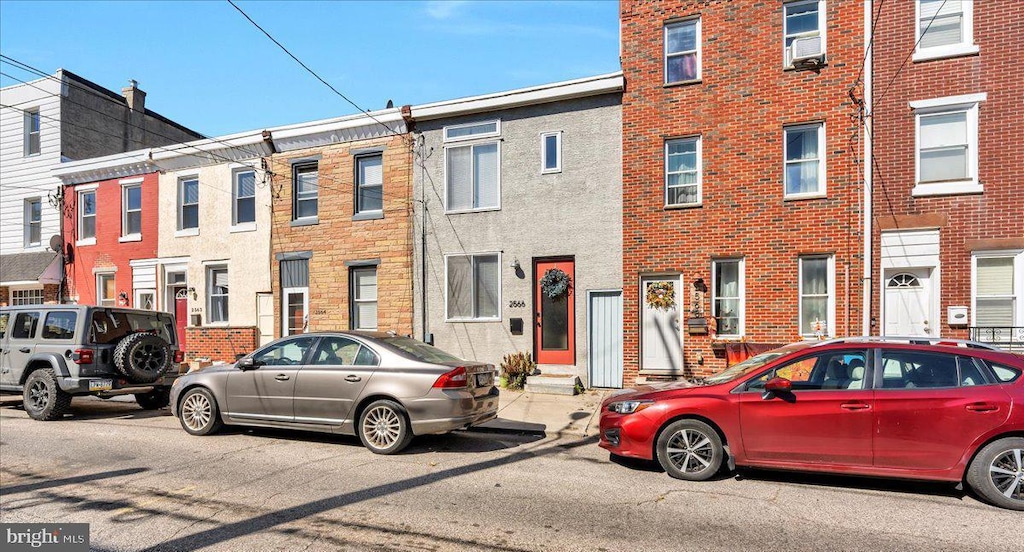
[0,305,183,420]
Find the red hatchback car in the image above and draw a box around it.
[599,338,1024,510]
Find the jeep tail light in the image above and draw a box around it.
[174,350,185,363]
[432,366,468,389]
[74,348,94,364]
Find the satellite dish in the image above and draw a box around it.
[49,235,62,252]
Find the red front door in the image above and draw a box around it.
[535,259,575,365]
[174,294,188,349]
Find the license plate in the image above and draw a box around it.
[475,373,493,387]
[88,379,113,391]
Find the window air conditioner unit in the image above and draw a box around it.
[790,36,824,64]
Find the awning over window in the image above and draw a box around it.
[0,252,60,285]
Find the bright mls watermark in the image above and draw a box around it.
[3,524,89,551]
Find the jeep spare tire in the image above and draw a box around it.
[113,332,172,384]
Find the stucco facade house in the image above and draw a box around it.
[266,109,414,340]
[410,74,624,388]
[0,70,200,306]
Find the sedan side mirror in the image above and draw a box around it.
[237,357,261,371]
[762,377,792,400]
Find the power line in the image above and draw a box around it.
[873,0,947,109]
[853,0,885,90]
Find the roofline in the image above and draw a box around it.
[266,108,406,140]
[410,71,623,121]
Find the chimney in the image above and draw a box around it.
[121,79,146,113]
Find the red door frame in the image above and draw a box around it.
[533,257,576,365]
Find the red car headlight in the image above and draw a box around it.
[607,400,654,414]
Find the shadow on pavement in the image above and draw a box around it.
[0,467,149,495]
[735,467,965,500]
[224,425,544,455]
[1,397,170,421]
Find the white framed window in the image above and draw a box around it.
[665,136,701,207]
[24,108,40,156]
[914,0,977,62]
[798,255,835,337]
[178,177,199,231]
[134,289,156,310]
[11,288,44,306]
[293,163,319,220]
[350,266,378,330]
[443,120,500,143]
[281,258,309,336]
[712,258,745,337]
[122,183,142,238]
[444,139,499,213]
[355,154,383,215]
[664,18,701,84]
[233,169,256,226]
[972,251,1023,330]
[541,131,562,174]
[911,94,984,196]
[783,0,826,67]
[206,266,229,324]
[78,190,96,242]
[97,273,116,307]
[784,123,826,198]
[445,253,500,321]
[24,198,42,247]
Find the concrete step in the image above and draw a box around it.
[524,373,581,396]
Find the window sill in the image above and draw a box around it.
[784,192,827,201]
[229,222,257,233]
[541,168,562,175]
[783,60,828,72]
[445,318,502,324]
[444,207,501,215]
[118,234,142,243]
[663,79,702,88]
[204,321,230,327]
[75,238,96,247]
[912,44,979,63]
[352,211,384,222]
[911,181,983,197]
[175,228,200,238]
[22,244,45,252]
[664,202,703,210]
[290,217,319,227]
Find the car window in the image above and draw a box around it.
[89,310,175,345]
[254,337,313,366]
[958,357,988,387]
[11,312,40,339]
[378,336,463,363]
[879,350,958,389]
[988,363,1021,383]
[42,311,77,340]
[310,337,362,366]
[354,345,379,366]
[748,350,868,392]
[0,313,8,339]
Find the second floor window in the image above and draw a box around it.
[917,0,974,57]
[24,198,41,247]
[784,123,825,197]
[664,18,701,84]
[233,170,256,225]
[445,142,499,212]
[293,163,319,220]
[356,154,383,215]
[24,109,40,156]
[79,190,96,240]
[122,184,142,237]
[207,266,229,323]
[541,131,562,174]
[665,136,701,206]
[178,177,199,231]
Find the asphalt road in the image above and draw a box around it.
[0,397,1018,552]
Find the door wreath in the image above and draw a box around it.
[646,281,676,310]
[540,268,571,299]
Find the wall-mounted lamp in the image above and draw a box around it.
[186,287,197,300]
[117,291,130,306]
[509,258,521,270]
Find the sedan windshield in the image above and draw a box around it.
[379,337,463,364]
[702,343,810,385]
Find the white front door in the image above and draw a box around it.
[883,269,933,336]
[641,276,683,373]
[282,287,309,336]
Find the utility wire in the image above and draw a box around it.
[873,0,947,109]
[852,0,885,90]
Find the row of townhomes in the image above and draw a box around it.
[1,1,1020,390]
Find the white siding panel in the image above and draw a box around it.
[133,265,157,290]
[881,229,940,269]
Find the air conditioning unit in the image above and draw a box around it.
[790,35,824,64]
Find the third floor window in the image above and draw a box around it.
[664,18,701,84]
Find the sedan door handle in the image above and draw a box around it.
[344,374,361,383]
[966,402,998,413]
[19,348,31,353]
[840,402,870,411]
[274,374,290,381]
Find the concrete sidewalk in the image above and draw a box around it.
[477,388,612,437]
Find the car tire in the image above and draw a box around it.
[177,388,223,436]
[656,419,725,481]
[114,332,172,384]
[135,388,171,410]
[23,368,72,421]
[357,399,413,455]
[966,437,1024,511]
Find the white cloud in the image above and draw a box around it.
[425,1,470,20]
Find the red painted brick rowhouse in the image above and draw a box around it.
[620,0,865,385]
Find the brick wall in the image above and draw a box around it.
[185,326,259,363]
[0,286,7,306]
[870,2,1024,337]
[268,134,414,337]
[620,0,864,384]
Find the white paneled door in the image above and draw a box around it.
[641,276,683,373]
[588,290,623,388]
[883,268,934,337]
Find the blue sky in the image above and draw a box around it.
[0,0,620,137]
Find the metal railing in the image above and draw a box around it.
[969,327,1024,352]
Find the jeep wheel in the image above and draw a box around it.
[23,369,72,421]
[135,388,171,410]
[114,333,172,384]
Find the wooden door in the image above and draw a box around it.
[535,259,575,365]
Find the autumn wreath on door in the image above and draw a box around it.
[540,268,572,299]
[645,281,675,310]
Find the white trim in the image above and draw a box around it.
[174,228,200,238]
[177,175,200,231]
[92,266,118,274]
[798,255,836,337]
[782,0,828,68]
[909,93,987,110]
[913,96,982,193]
[783,122,827,199]
[200,259,230,266]
[712,257,745,337]
[121,181,142,239]
[540,131,562,174]
[664,17,702,84]
[443,141,502,214]
[411,72,623,120]
[0,280,43,287]
[118,177,144,185]
[133,288,157,310]
[911,181,984,197]
[638,273,684,375]
[913,0,976,62]
[229,222,257,233]
[281,286,310,336]
[118,235,142,243]
[77,188,97,243]
[443,252,502,322]
[443,120,501,143]
[232,168,258,226]
[74,183,99,192]
[970,250,1024,328]
[269,109,405,140]
[664,135,702,207]
[96,271,117,307]
[206,264,229,324]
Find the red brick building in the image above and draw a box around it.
[620,0,865,384]
[869,1,1023,347]
[60,168,161,309]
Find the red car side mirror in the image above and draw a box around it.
[764,377,792,394]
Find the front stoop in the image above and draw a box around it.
[525,373,580,395]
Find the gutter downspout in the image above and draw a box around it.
[862,0,874,336]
